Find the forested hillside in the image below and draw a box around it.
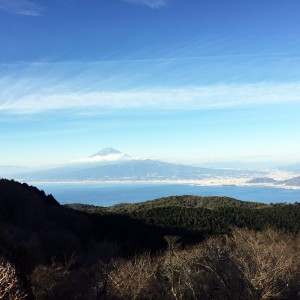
[70,195,300,236]
[1,179,299,299]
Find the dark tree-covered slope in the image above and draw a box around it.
[0,179,93,269]
[1,182,299,299]
[1,179,300,271]
[107,195,267,213]
[70,195,300,236]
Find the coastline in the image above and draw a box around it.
[23,179,300,190]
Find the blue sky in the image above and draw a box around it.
[1,0,300,166]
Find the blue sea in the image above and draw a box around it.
[34,183,300,206]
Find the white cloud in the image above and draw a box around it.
[1,60,300,115]
[0,0,168,16]
[1,81,300,114]
[72,153,130,164]
[121,0,168,9]
[0,0,43,16]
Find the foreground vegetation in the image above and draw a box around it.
[0,179,299,299]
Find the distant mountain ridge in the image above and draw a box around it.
[282,176,300,186]
[247,176,300,187]
[247,177,278,184]
[12,147,262,182]
[0,165,29,177]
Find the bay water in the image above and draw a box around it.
[34,183,300,206]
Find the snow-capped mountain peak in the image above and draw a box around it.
[72,147,130,164]
[89,147,122,157]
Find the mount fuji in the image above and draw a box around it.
[10,147,264,182]
[72,147,130,164]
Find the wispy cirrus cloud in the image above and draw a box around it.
[0,0,43,16]
[1,79,300,114]
[121,0,168,9]
[1,57,300,114]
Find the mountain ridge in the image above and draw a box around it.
[14,158,260,182]
[247,175,300,186]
